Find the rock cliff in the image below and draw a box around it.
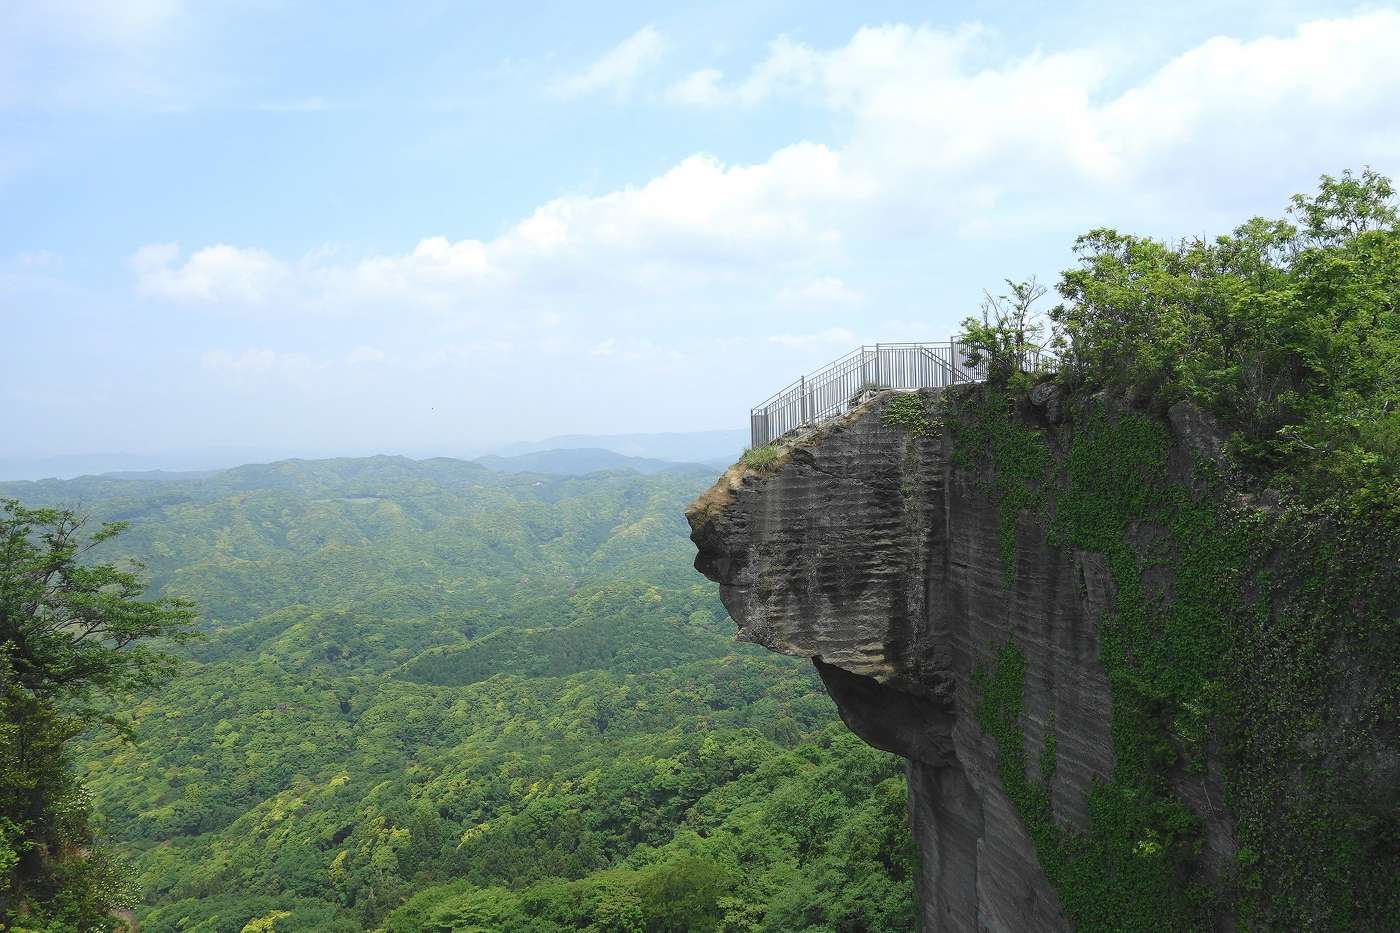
[686,386,1397,931]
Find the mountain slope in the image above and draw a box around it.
[3,457,915,931]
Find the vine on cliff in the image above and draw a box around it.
[960,395,1398,930]
[946,389,1052,582]
[880,393,938,438]
[956,171,1398,930]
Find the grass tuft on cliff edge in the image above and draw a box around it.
[955,169,1399,932]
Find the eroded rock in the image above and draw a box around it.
[689,389,1120,931]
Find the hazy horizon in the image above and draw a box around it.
[0,426,750,482]
[8,1,1400,460]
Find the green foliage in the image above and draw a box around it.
[380,761,916,933]
[1036,174,1400,925]
[958,338,1396,926]
[635,855,727,932]
[958,277,1051,385]
[740,446,781,472]
[1,460,916,931]
[1051,169,1399,517]
[1,499,195,928]
[1039,724,1057,783]
[1216,501,1399,928]
[0,499,197,709]
[946,391,1052,581]
[1288,166,1398,242]
[880,393,935,437]
[1054,407,1222,930]
[959,403,1231,929]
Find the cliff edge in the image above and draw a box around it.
[687,386,1397,932]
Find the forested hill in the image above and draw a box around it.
[0,458,916,931]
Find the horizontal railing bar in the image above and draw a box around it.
[749,339,1055,447]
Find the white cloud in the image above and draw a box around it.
[552,25,668,100]
[130,144,856,315]
[668,13,1400,223]
[130,11,1400,346]
[22,10,1400,454]
[134,243,287,304]
[129,242,180,270]
[666,68,724,106]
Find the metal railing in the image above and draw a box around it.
[749,340,1050,448]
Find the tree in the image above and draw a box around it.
[1048,169,1399,509]
[1289,166,1398,244]
[1,498,196,928]
[637,855,728,933]
[959,277,1050,386]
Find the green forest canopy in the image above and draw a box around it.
[1,458,916,932]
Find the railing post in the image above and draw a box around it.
[747,339,1054,444]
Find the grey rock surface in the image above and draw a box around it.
[688,389,1124,931]
[690,384,1397,931]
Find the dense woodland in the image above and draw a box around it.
[0,460,916,931]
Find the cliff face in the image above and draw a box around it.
[686,388,1230,932]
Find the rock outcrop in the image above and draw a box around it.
[687,389,1214,931]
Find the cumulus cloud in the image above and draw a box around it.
[133,243,287,304]
[552,25,668,100]
[670,13,1400,221]
[131,11,1400,343]
[130,145,855,315]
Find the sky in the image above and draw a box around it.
[5,0,1400,467]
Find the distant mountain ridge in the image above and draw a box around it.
[493,428,746,463]
[475,447,719,476]
[0,429,745,481]
[0,449,726,494]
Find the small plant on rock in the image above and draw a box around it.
[882,394,938,437]
[741,445,782,472]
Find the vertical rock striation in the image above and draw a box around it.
[688,389,1126,931]
[689,385,1399,930]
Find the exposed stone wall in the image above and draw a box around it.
[691,382,1398,932]
[689,389,1124,931]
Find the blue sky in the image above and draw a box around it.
[5,0,1399,465]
